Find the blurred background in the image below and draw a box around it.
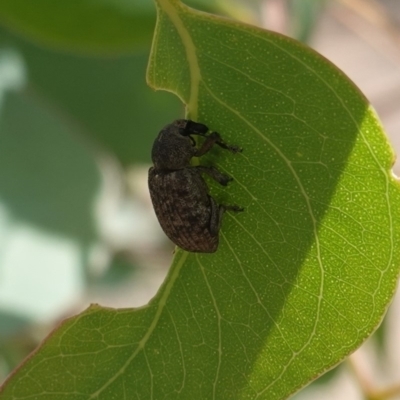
[0,0,399,398]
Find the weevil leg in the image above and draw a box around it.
[209,200,244,236]
[194,166,232,186]
[221,204,244,213]
[193,132,241,156]
[193,132,222,156]
[178,119,242,153]
[213,134,242,153]
[209,196,223,236]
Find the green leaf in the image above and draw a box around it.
[1,1,400,399]
[0,91,100,241]
[0,0,155,54]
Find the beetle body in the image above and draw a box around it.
[148,119,242,253]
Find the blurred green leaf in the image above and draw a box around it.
[91,256,137,287]
[1,0,400,399]
[0,90,100,241]
[0,311,34,381]
[0,311,31,339]
[289,0,327,43]
[0,27,183,165]
[0,0,155,54]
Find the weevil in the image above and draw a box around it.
[148,119,243,253]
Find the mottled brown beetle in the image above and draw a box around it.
[148,119,243,253]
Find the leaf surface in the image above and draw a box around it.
[1,1,400,399]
